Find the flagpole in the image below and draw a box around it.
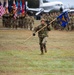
[23,18,56,43]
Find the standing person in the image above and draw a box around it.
[24,14,30,29]
[33,19,51,55]
[29,16,34,30]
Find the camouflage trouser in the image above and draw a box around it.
[5,19,10,27]
[69,24,72,31]
[65,23,72,31]
[24,23,28,29]
[2,19,5,27]
[29,23,33,30]
[23,22,26,28]
[73,24,74,30]
[19,20,23,28]
[39,37,47,54]
[12,19,18,29]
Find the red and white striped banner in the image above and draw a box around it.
[0,5,5,18]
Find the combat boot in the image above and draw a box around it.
[40,45,44,55]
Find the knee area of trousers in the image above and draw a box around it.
[39,43,42,46]
[42,42,46,45]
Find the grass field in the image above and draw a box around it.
[0,19,74,75]
[0,29,74,75]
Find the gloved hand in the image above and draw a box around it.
[47,26,51,31]
[33,33,36,36]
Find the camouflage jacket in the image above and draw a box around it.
[34,24,50,38]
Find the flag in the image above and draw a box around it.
[0,1,5,18]
[20,0,22,13]
[13,0,16,9]
[0,1,1,6]
[8,0,13,13]
[5,0,9,14]
[16,0,18,7]
[57,11,69,27]
[22,0,25,16]
[13,0,17,19]
[3,0,6,7]
[17,0,22,15]
[13,0,17,14]
[25,1,26,13]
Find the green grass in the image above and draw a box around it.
[0,30,74,75]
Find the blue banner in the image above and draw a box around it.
[8,0,13,13]
[16,0,22,15]
[57,11,69,27]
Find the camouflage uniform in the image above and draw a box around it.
[72,16,74,30]
[71,15,74,30]
[33,20,50,54]
[27,15,30,29]
[11,17,18,29]
[66,16,73,31]
[51,14,57,30]
[24,15,30,29]
[19,16,23,28]
[22,16,25,28]
[41,14,46,19]
[3,14,10,28]
[2,15,6,27]
[69,17,73,31]
[23,16,26,28]
[8,14,13,28]
[29,16,34,30]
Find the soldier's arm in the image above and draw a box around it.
[32,20,34,24]
[34,26,40,32]
[32,17,34,24]
[33,25,40,36]
[47,25,51,31]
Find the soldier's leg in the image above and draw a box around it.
[40,43,44,55]
[6,19,8,27]
[15,20,17,29]
[19,20,21,28]
[2,19,5,27]
[15,19,17,29]
[25,23,28,29]
[73,23,74,30]
[39,37,44,55]
[65,24,69,31]
[20,21,22,28]
[27,23,29,29]
[24,23,26,29]
[68,24,71,31]
[42,37,47,53]
[13,23,15,29]
[21,21,23,28]
[15,25,17,29]
[13,23,15,28]
[9,21,11,28]
[30,24,33,30]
